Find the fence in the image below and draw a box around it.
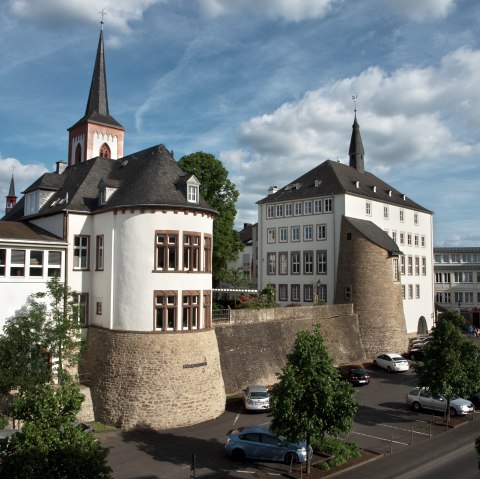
[212,308,230,323]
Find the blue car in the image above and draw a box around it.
[225,425,311,464]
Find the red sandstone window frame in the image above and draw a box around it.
[154,290,177,331]
[203,234,212,273]
[203,291,212,328]
[155,230,179,272]
[183,232,200,272]
[182,291,200,330]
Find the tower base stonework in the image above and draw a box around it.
[80,326,225,430]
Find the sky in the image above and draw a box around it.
[0,0,479,246]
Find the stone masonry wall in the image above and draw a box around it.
[335,217,409,357]
[80,327,225,430]
[215,304,366,395]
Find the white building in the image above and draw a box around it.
[256,113,435,334]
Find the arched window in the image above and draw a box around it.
[75,144,82,165]
[99,143,111,159]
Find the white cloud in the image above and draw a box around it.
[384,0,457,22]
[197,0,338,21]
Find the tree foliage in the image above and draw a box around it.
[0,276,82,394]
[178,151,243,285]
[415,311,480,418]
[269,325,357,474]
[0,379,112,479]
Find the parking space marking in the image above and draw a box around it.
[233,413,240,426]
[378,423,430,436]
[351,431,409,445]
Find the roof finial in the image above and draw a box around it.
[352,94,358,115]
[99,8,107,30]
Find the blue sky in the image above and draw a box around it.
[0,0,479,246]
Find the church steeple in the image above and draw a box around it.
[5,173,17,213]
[67,19,125,166]
[349,96,365,173]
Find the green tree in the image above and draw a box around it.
[269,325,357,474]
[0,378,112,479]
[415,311,480,419]
[178,151,244,285]
[0,276,82,394]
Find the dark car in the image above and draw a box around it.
[469,392,480,408]
[338,366,370,386]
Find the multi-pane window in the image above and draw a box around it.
[267,253,276,274]
[314,199,322,214]
[96,235,104,270]
[400,209,405,222]
[182,293,199,330]
[304,201,312,215]
[316,224,326,240]
[183,234,200,271]
[407,234,412,246]
[421,236,426,247]
[75,293,88,326]
[0,249,6,276]
[422,257,426,275]
[267,228,276,243]
[401,285,406,299]
[454,292,463,303]
[279,284,288,301]
[344,286,351,300]
[10,249,25,276]
[304,251,313,274]
[318,284,327,302]
[366,201,372,216]
[400,232,405,245]
[414,212,419,225]
[187,185,198,203]
[267,205,275,219]
[392,231,397,243]
[303,225,313,241]
[29,251,44,277]
[276,204,284,217]
[415,257,420,275]
[279,252,288,275]
[156,232,178,271]
[393,258,400,282]
[401,256,405,275]
[415,285,420,299]
[408,285,413,299]
[316,251,327,274]
[294,202,302,216]
[285,203,292,216]
[304,285,313,302]
[48,251,62,277]
[291,226,300,242]
[408,256,413,275]
[414,235,419,247]
[465,292,474,303]
[73,236,89,270]
[324,198,333,212]
[384,206,389,219]
[291,252,300,274]
[203,235,212,272]
[154,291,177,331]
[291,284,300,301]
[279,227,288,242]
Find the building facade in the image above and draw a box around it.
[257,114,435,335]
[1,25,225,429]
[434,247,480,327]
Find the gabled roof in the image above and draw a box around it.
[344,216,403,256]
[257,159,431,213]
[0,221,65,244]
[3,145,216,220]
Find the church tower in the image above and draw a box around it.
[349,97,365,173]
[67,21,125,166]
[5,173,17,213]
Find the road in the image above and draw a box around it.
[99,361,480,478]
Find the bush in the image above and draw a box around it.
[0,414,8,429]
[312,436,361,471]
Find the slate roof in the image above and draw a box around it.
[257,159,432,213]
[344,216,403,256]
[0,221,65,243]
[3,144,216,221]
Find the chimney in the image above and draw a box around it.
[268,185,278,195]
[56,161,66,174]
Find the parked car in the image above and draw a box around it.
[338,366,370,386]
[242,385,270,412]
[408,348,425,362]
[469,391,480,408]
[373,353,409,372]
[225,425,311,464]
[406,387,474,416]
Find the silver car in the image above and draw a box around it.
[373,353,409,372]
[225,425,311,464]
[406,387,474,416]
[242,385,270,412]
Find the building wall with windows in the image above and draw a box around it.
[434,247,480,327]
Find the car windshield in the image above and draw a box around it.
[250,391,269,399]
[351,369,365,374]
[392,356,404,361]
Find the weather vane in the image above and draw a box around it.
[99,8,107,30]
[352,94,358,113]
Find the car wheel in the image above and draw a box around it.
[412,401,422,412]
[449,407,458,417]
[231,449,246,461]
[284,452,299,465]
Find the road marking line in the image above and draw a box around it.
[378,423,429,436]
[351,431,409,445]
[233,413,240,426]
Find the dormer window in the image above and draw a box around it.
[99,188,106,206]
[24,191,40,215]
[372,186,377,193]
[186,175,201,204]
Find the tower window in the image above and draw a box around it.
[99,143,111,158]
[75,144,82,164]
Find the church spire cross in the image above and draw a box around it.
[99,8,107,30]
[352,94,358,114]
